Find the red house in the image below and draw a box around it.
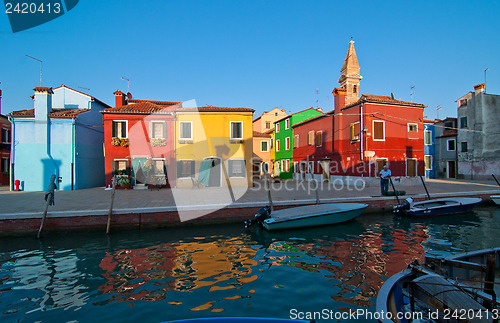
[0,89,11,186]
[292,113,334,181]
[101,90,180,188]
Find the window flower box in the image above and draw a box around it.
[111,137,129,147]
[150,138,167,147]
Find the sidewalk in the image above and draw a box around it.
[1,178,499,221]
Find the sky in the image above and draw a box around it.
[1,0,499,120]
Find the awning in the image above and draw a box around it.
[197,160,212,187]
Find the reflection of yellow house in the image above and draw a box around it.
[175,106,254,188]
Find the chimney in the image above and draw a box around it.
[333,87,346,113]
[474,83,485,95]
[34,87,53,121]
[317,107,323,112]
[113,90,126,107]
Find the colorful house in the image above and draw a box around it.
[175,106,254,188]
[252,107,287,133]
[434,117,457,179]
[252,131,271,179]
[423,120,436,178]
[331,41,426,179]
[1,88,11,186]
[8,85,110,191]
[292,112,334,182]
[101,90,180,188]
[274,107,323,179]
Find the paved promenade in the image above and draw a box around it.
[1,178,499,221]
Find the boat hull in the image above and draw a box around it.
[402,197,481,217]
[491,195,500,206]
[262,203,368,231]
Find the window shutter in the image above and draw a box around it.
[190,161,195,177]
[163,123,167,139]
[112,122,116,137]
[126,160,131,176]
[121,122,127,138]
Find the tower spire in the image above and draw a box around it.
[338,40,362,105]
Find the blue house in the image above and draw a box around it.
[423,120,436,179]
[8,85,110,191]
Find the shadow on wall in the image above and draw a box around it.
[42,158,61,190]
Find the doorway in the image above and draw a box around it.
[447,160,456,178]
[204,157,221,187]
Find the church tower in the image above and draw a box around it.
[338,40,362,105]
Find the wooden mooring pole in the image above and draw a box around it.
[484,254,496,310]
[266,174,274,212]
[38,175,57,239]
[106,176,116,234]
[389,177,400,205]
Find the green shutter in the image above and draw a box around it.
[112,122,116,137]
[190,161,195,177]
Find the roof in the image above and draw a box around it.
[292,113,330,128]
[127,99,180,106]
[177,106,254,113]
[274,107,322,124]
[53,85,111,108]
[34,86,54,94]
[102,101,178,115]
[253,131,271,138]
[423,119,436,124]
[342,94,426,110]
[438,129,458,138]
[8,108,90,119]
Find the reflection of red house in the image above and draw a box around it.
[101,91,180,188]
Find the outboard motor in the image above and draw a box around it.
[244,206,271,228]
[393,197,414,216]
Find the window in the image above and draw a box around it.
[265,122,271,129]
[351,122,360,141]
[461,141,468,152]
[261,140,269,152]
[177,160,195,178]
[293,162,298,173]
[285,137,290,150]
[151,121,167,139]
[315,131,322,147]
[425,155,433,170]
[353,84,358,94]
[229,159,246,177]
[460,117,468,129]
[308,131,314,145]
[1,158,9,173]
[293,135,299,148]
[179,121,192,140]
[280,160,284,172]
[112,121,127,138]
[308,161,314,174]
[285,119,290,130]
[276,123,280,133]
[270,138,273,149]
[373,121,385,140]
[408,123,418,133]
[285,159,290,172]
[459,99,467,107]
[152,159,166,173]
[424,130,432,145]
[444,122,454,130]
[276,139,280,152]
[1,128,10,143]
[230,121,243,139]
[447,139,456,151]
[112,159,130,175]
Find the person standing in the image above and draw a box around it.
[380,164,391,195]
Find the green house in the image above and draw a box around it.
[274,107,323,179]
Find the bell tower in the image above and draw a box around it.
[338,40,362,105]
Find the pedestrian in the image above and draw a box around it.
[380,164,391,195]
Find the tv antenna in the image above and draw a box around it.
[410,85,415,102]
[316,88,319,109]
[485,68,489,93]
[25,55,43,86]
[78,86,90,94]
[436,105,442,120]
[121,77,130,93]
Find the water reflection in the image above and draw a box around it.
[0,208,499,322]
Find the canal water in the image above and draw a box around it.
[1,207,499,322]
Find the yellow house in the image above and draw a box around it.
[175,106,254,188]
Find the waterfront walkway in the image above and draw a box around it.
[1,178,499,221]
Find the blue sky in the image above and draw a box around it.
[1,0,499,120]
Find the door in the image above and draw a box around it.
[206,157,221,187]
[376,159,387,177]
[448,161,456,178]
[406,159,417,177]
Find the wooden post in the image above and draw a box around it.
[38,174,56,239]
[484,254,496,310]
[106,176,116,234]
[314,180,320,204]
[389,177,400,205]
[419,175,432,200]
[493,174,500,187]
[267,174,274,211]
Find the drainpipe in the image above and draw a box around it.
[8,116,14,191]
[72,119,76,190]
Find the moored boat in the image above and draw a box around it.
[245,203,368,231]
[165,318,310,323]
[491,195,500,206]
[393,197,482,217]
[377,248,500,323]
